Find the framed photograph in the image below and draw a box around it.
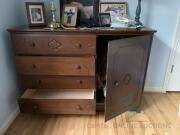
[26,2,46,27]
[100,2,127,21]
[62,4,78,27]
[60,0,99,27]
[99,13,111,27]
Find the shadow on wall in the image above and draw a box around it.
[145,36,171,88]
[0,27,21,107]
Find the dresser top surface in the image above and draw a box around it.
[8,25,156,35]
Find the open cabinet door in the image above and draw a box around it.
[105,35,152,121]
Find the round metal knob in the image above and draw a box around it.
[75,65,81,70]
[114,81,119,86]
[75,43,82,48]
[77,105,83,111]
[32,64,36,69]
[31,42,36,47]
[77,80,83,84]
[33,105,38,110]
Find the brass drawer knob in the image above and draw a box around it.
[30,42,36,47]
[77,80,83,84]
[77,105,83,111]
[114,81,119,86]
[75,65,81,70]
[32,64,36,69]
[75,43,82,48]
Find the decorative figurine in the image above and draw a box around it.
[48,0,60,28]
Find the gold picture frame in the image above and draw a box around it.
[100,2,128,16]
[62,4,78,27]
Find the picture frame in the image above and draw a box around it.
[62,4,78,27]
[60,0,99,27]
[26,2,46,27]
[99,2,128,19]
[99,13,111,27]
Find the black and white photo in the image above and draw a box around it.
[62,4,78,27]
[26,2,46,26]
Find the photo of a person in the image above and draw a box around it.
[31,8,42,22]
[62,5,78,27]
[65,8,74,24]
[29,5,44,24]
[26,2,46,26]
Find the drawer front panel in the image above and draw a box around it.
[18,99,96,115]
[13,34,96,55]
[18,89,96,115]
[21,76,96,89]
[16,56,95,76]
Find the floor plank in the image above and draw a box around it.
[5,92,180,135]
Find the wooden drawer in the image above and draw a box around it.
[18,89,96,115]
[21,75,96,89]
[16,56,95,76]
[12,34,96,55]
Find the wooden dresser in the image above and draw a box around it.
[8,26,156,121]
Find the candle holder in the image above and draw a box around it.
[48,0,60,28]
[135,0,143,27]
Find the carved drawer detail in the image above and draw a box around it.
[12,34,96,55]
[48,39,62,51]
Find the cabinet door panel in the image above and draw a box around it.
[105,35,152,121]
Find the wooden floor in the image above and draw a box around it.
[5,92,180,135]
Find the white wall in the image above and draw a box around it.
[142,0,180,90]
[0,0,25,133]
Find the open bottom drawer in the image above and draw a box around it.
[18,89,96,115]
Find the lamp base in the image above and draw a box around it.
[135,21,143,27]
[48,21,60,29]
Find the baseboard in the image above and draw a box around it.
[0,107,19,135]
[144,87,164,93]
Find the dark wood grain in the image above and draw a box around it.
[8,26,156,120]
[12,34,96,56]
[21,75,96,89]
[105,35,152,121]
[19,99,96,115]
[18,89,96,115]
[16,56,95,76]
[8,26,156,35]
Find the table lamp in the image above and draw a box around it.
[135,0,143,27]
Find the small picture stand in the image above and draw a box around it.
[99,13,111,27]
